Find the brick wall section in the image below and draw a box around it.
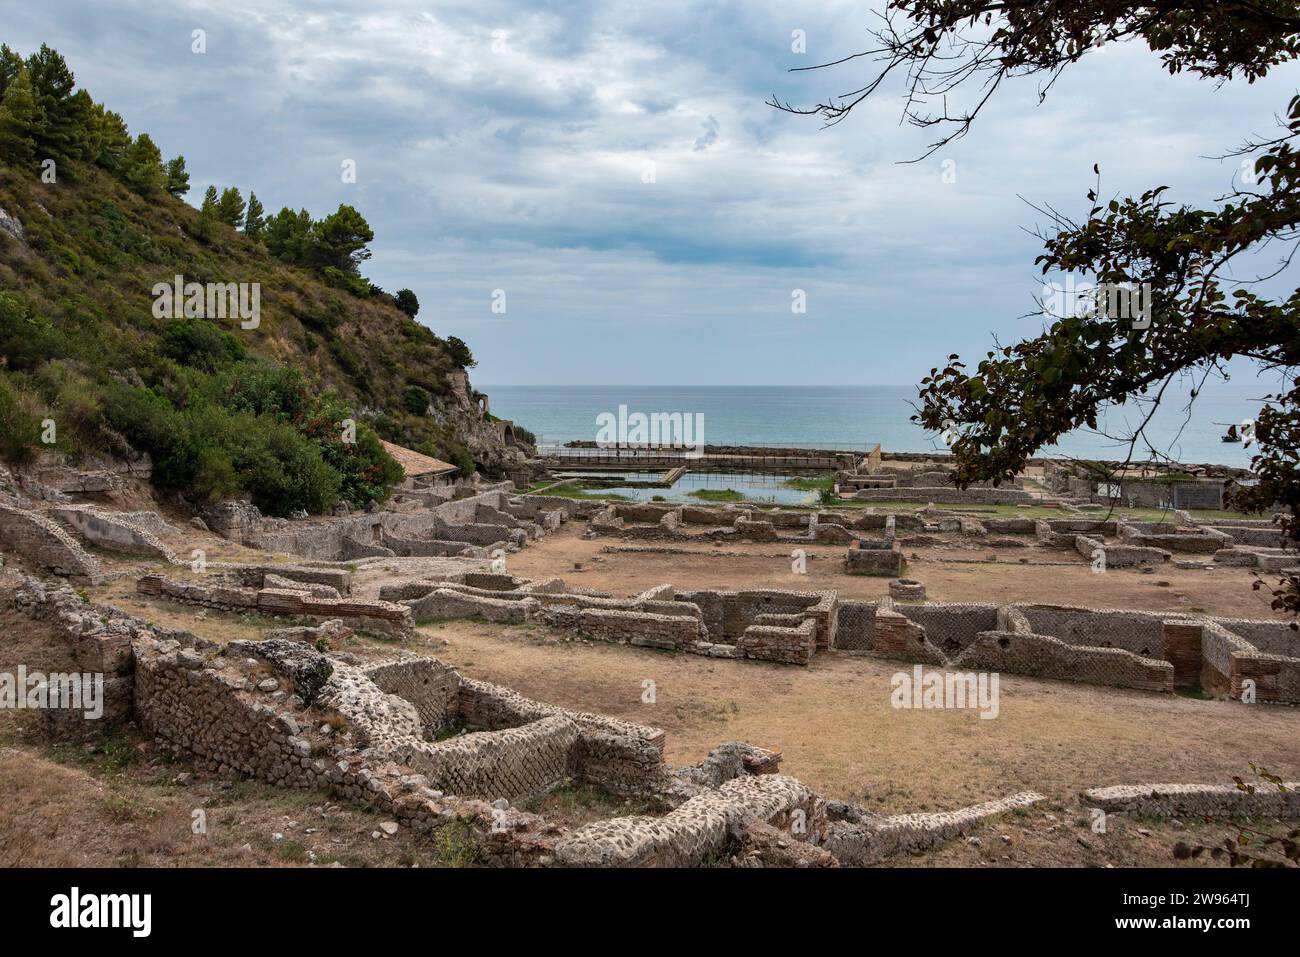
[1234,652,1300,705]
[954,631,1175,693]
[873,609,947,665]
[1162,621,1204,687]
[834,600,880,652]
[736,619,817,665]
[363,657,461,733]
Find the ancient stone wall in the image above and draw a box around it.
[0,503,102,582]
[50,505,177,562]
[554,774,825,867]
[852,486,1032,505]
[834,600,882,652]
[953,631,1174,692]
[896,603,999,656]
[1083,782,1300,819]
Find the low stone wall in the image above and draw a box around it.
[364,657,461,733]
[844,540,904,577]
[896,602,999,656]
[0,503,102,582]
[404,716,580,800]
[1075,534,1170,568]
[234,564,353,594]
[136,574,415,638]
[406,587,537,623]
[852,486,1032,505]
[1082,782,1300,819]
[736,618,817,665]
[676,588,836,650]
[824,790,1045,865]
[457,676,667,795]
[573,608,701,649]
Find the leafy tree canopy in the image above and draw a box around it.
[774,1,1300,615]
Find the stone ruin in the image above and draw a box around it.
[836,598,1300,703]
[834,451,1034,506]
[201,487,567,561]
[380,572,838,666]
[844,538,904,577]
[3,457,1299,865]
[17,575,1296,867]
[13,575,1096,867]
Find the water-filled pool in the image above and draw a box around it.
[552,470,821,505]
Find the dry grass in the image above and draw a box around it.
[407,620,1300,813]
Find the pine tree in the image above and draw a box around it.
[243,191,265,240]
[216,186,245,227]
[122,132,164,194]
[23,44,80,162]
[164,155,189,197]
[0,45,24,101]
[310,204,373,274]
[67,89,97,161]
[0,65,40,165]
[194,184,220,243]
[265,207,314,264]
[89,104,130,170]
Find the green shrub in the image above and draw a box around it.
[402,385,431,415]
[0,375,42,462]
[160,318,246,370]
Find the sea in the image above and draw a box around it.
[484,384,1270,469]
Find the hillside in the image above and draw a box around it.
[0,44,532,516]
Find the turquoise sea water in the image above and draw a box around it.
[484,384,1270,468]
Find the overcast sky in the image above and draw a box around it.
[7,1,1299,387]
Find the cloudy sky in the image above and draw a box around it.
[7,1,1299,388]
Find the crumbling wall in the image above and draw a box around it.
[896,603,999,656]
[0,504,102,582]
[50,505,177,562]
[954,631,1174,692]
[554,774,824,867]
[1083,782,1300,819]
[363,657,461,734]
[1018,604,1167,658]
